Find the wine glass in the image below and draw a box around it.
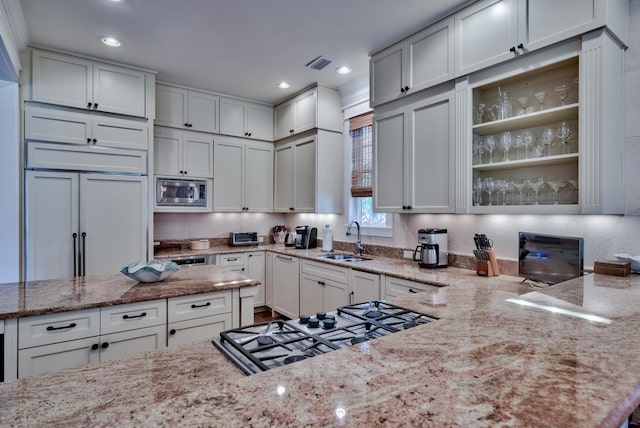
[527,176,545,205]
[473,177,484,206]
[517,96,528,115]
[534,91,546,111]
[545,181,564,205]
[555,84,569,106]
[485,135,496,163]
[473,135,485,165]
[483,177,496,206]
[497,179,510,205]
[499,131,512,162]
[556,121,573,154]
[513,131,524,160]
[541,127,555,157]
[521,129,535,159]
[512,180,528,205]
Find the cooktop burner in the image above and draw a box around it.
[213,301,437,375]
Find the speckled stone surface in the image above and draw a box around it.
[2,268,640,427]
[0,265,259,320]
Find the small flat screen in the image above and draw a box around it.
[518,232,584,285]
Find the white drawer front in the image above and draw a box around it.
[219,253,246,267]
[99,325,166,362]
[25,105,90,145]
[100,300,167,334]
[168,291,232,323]
[18,336,100,378]
[18,309,100,349]
[384,276,439,299]
[168,313,232,348]
[302,259,349,284]
[92,119,148,150]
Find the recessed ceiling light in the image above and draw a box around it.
[336,66,352,75]
[277,81,290,89]
[100,36,121,47]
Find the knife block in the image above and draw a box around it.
[476,260,492,276]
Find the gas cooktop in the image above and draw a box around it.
[212,301,438,375]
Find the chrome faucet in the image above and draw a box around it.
[346,220,364,256]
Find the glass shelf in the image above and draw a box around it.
[473,153,578,172]
[473,103,578,136]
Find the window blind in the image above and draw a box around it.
[349,112,374,198]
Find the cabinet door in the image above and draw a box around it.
[154,130,182,175]
[246,252,266,307]
[274,143,295,211]
[406,17,455,94]
[373,110,406,212]
[93,62,146,117]
[294,90,317,133]
[219,97,247,137]
[213,140,245,211]
[99,325,166,362]
[24,105,91,145]
[168,313,232,348]
[300,274,324,315]
[455,0,519,76]
[31,50,92,110]
[18,336,99,378]
[370,42,405,107]
[265,252,273,308]
[247,103,273,141]
[182,133,214,178]
[80,174,147,277]
[91,117,148,150]
[274,101,295,140]
[293,137,316,212]
[155,85,188,128]
[349,270,381,303]
[245,142,274,212]
[409,95,455,212]
[25,171,79,281]
[272,254,299,319]
[323,279,349,312]
[188,91,219,133]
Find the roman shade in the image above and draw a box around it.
[349,112,373,198]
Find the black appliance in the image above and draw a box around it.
[518,232,584,284]
[212,301,437,375]
[294,225,317,249]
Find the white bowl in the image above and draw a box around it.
[120,260,180,283]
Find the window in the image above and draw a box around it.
[349,112,392,237]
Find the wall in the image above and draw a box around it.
[156,3,640,269]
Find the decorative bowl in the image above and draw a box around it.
[120,260,180,283]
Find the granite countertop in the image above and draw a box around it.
[0,265,259,320]
[2,271,640,427]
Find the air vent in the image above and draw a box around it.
[306,56,332,71]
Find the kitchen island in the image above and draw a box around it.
[2,269,640,426]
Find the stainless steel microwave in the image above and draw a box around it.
[155,177,211,210]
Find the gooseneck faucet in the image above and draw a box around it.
[346,220,365,256]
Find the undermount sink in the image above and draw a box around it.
[314,253,370,262]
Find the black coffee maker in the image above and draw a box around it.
[294,225,317,249]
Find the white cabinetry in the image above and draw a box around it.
[274,130,342,213]
[349,270,381,303]
[265,252,274,308]
[373,87,455,213]
[383,276,439,300]
[300,260,349,314]
[274,86,342,140]
[370,17,454,107]
[25,171,147,281]
[167,291,233,347]
[154,126,214,178]
[213,137,273,212]
[155,84,219,133]
[30,49,149,117]
[220,97,273,141]
[246,251,266,307]
[272,254,300,319]
[218,253,246,273]
[25,104,148,151]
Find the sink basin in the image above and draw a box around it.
[314,253,370,262]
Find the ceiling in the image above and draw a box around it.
[18,0,472,104]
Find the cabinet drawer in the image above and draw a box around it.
[25,105,90,145]
[168,291,232,323]
[18,336,99,378]
[168,313,232,348]
[302,259,349,284]
[219,253,246,267]
[384,276,439,299]
[100,300,167,334]
[18,309,100,349]
[91,118,148,150]
[99,325,166,362]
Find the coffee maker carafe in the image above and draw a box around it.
[413,228,448,268]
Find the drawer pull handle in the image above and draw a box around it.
[123,312,147,320]
[191,302,211,309]
[91,343,99,351]
[277,255,293,261]
[169,329,176,335]
[227,257,239,261]
[47,322,77,331]
[408,288,418,294]
[101,342,109,349]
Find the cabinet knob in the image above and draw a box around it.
[407,205,412,210]
[169,329,176,335]
[92,138,97,144]
[404,86,409,92]
[517,43,524,50]
[248,132,252,137]
[101,342,109,349]
[87,138,91,143]
[289,207,294,211]
[408,288,418,294]
[91,344,99,351]
[87,102,92,109]
[184,123,189,127]
[400,87,405,93]
[93,103,98,109]
[189,123,193,127]
[183,171,187,175]
[509,46,517,53]
[289,129,294,134]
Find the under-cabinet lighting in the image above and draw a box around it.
[100,36,121,47]
[506,298,612,324]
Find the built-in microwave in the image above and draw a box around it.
[155,177,211,211]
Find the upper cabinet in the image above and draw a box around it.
[29,49,152,118]
[370,17,455,107]
[219,97,273,141]
[154,127,214,178]
[155,84,219,134]
[454,0,628,77]
[274,85,342,140]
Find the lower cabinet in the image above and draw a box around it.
[246,251,266,307]
[167,290,233,347]
[300,260,349,314]
[272,254,300,319]
[265,252,274,308]
[383,276,439,299]
[349,270,381,303]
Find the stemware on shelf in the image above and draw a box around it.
[473,177,484,206]
[483,177,496,206]
[534,91,546,111]
[555,84,569,106]
[474,104,486,125]
[499,131,512,162]
[473,135,485,165]
[527,176,546,205]
[556,121,573,154]
[512,180,528,205]
[541,127,555,157]
[497,179,510,205]
[521,129,535,159]
[513,131,524,160]
[484,135,496,163]
[517,96,528,116]
[545,181,565,205]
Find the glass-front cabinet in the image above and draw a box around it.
[456,30,625,214]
